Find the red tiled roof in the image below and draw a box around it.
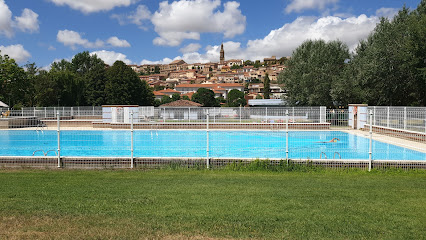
[153,91,165,96]
[159,89,181,94]
[175,83,243,88]
[160,100,202,107]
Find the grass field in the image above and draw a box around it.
[0,168,425,239]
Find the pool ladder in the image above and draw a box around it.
[32,149,58,156]
[320,152,341,159]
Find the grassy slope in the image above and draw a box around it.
[0,169,425,239]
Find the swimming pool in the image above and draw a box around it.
[0,130,425,160]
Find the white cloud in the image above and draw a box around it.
[140,57,174,65]
[13,8,39,33]
[245,14,379,58]
[0,0,13,37]
[48,45,56,51]
[285,0,339,13]
[111,5,152,30]
[107,36,131,47]
[0,44,31,63]
[142,13,380,64]
[179,43,202,53]
[47,0,137,14]
[90,50,132,65]
[376,8,399,19]
[57,30,104,49]
[57,30,131,49]
[151,0,246,46]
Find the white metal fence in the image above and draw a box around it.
[368,106,426,133]
[1,106,425,169]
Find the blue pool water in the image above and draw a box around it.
[0,130,425,160]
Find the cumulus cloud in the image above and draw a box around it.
[107,36,131,47]
[47,0,137,14]
[179,43,202,53]
[0,0,13,37]
[142,13,380,64]
[13,8,39,33]
[285,0,339,13]
[376,8,399,19]
[140,58,174,65]
[111,5,152,30]
[151,0,246,46]
[244,14,379,58]
[57,30,104,49]
[90,50,132,65]
[57,30,130,49]
[0,44,31,63]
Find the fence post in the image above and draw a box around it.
[22,108,24,117]
[286,110,289,163]
[265,107,268,123]
[71,107,74,117]
[93,106,95,116]
[369,110,373,172]
[188,107,191,123]
[34,107,36,117]
[206,109,210,169]
[387,107,390,128]
[130,111,134,169]
[163,108,166,122]
[78,107,80,117]
[44,107,47,118]
[57,111,61,168]
[373,106,376,126]
[404,107,407,130]
[213,107,216,123]
[239,106,242,124]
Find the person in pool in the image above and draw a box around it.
[317,138,340,143]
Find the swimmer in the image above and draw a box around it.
[316,138,340,143]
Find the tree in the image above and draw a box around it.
[337,2,426,106]
[278,39,350,106]
[263,74,271,99]
[191,88,219,107]
[171,93,181,101]
[226,89,246,107]
[105,61,154,105]
[160,95,172,105]
[244,60,254,66]
[182,95,190,101]
[71,51,107,106]
[253,60,261,68]
[154,66,160,74]
[0,53,29,108]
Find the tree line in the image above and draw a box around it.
[0,51,154,108]
[278,0,425,107]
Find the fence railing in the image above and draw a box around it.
[1,108,425,170]
[368,106,426,133]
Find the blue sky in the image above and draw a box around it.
[0,0,421,68]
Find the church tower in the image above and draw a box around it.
[220,43,225,64]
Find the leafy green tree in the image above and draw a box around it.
[71,51,106,106]
[226,89,246,107]
[263,74,270,99]
[182,95,190,101]
[231,65,242,70]
[105,61,154,105]
[337,3,426,106]
[278,39,350,106]
[154,66,160,74]
[171,93,181,101]
[256,94,263,99]
[160,95,172,105]
[244,60,254,66]
[191,88,219,107]
[0,53,29,108]
[253,60,261,68]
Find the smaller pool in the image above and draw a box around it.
[0,130,425,160]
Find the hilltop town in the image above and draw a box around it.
[128,44,289,103]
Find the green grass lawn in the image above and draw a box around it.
[0,169,425,239]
